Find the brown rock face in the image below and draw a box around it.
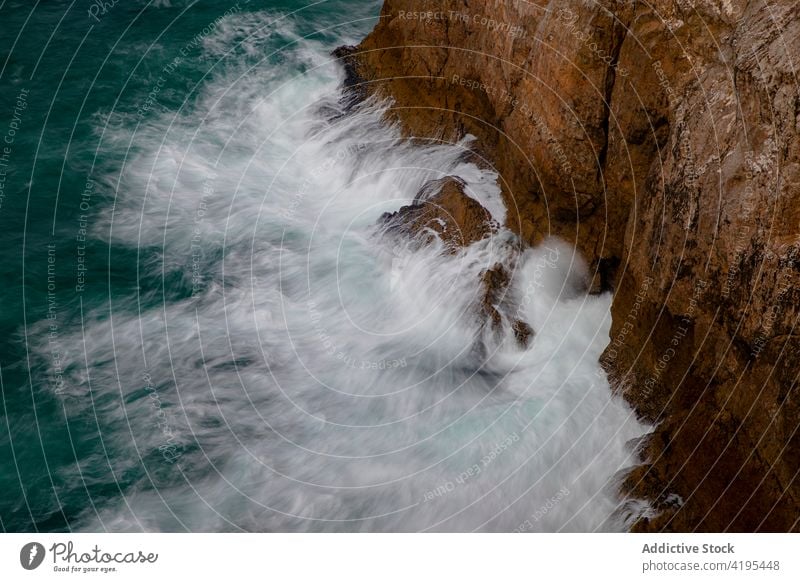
[356,0,639,283]
[353,0,800,531]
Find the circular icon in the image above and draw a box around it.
[19,542,46,570]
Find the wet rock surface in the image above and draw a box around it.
[380,176,532,348]
[480,263,534,349]
[380,176,497,251]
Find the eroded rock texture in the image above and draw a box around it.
[351,0,800,531]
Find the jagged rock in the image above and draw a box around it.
[380,176,496,251]
[381,177,532,347]
[480,263,533,349]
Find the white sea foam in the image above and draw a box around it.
[31,11,649,532]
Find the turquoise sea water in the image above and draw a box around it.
[1,0,647,532]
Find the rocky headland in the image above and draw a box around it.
[343,0,800,531]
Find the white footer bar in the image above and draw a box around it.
[1,533,797,581]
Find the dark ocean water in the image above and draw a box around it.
[1,0,647,532]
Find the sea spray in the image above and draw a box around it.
[26,7,649,532]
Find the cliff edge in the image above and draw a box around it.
[348,0,800,531]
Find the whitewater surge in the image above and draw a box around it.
[31,9,648,532]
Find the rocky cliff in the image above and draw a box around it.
[348,0,800,531]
